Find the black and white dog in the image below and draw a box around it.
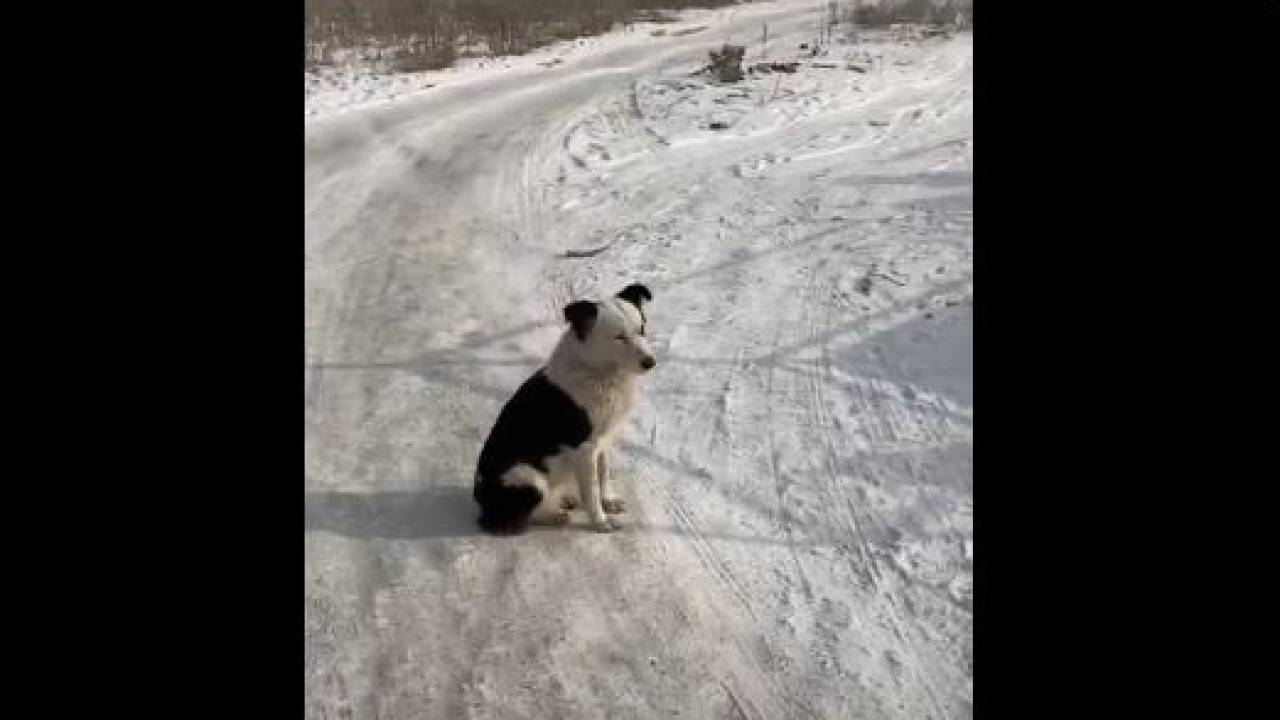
[474,283,655,534]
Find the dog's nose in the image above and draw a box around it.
[641,356,656,370]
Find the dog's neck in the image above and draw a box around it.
[544,334,636,392]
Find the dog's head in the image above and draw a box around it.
[562,283,656,375]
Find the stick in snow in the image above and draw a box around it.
[562,237,617,258]
[871,271,907,286]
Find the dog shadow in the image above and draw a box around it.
[306,481,850,547]
[305,486,482,540]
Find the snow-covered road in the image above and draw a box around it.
[306,2,972,718]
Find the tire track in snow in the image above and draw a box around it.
[642,470,798,720]
[656,481,760,624]
[763,324,817,604]
[805,262,960,720]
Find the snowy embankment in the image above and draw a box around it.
[306,1,971,718]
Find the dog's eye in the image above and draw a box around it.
[615,334,627,342]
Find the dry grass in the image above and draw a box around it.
[305,0,739,74]
[852,0,972,28]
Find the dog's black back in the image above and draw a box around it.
[474,370,591,533]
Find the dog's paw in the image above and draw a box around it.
[559,495,580,511]
[592,516,623,533]
[533,509,572,526]
[601,498,626,514]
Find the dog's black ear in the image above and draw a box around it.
[615,283,653,309]
[563,300,598,341]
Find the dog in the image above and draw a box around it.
[473,283,655,534]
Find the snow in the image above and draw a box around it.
[306,1,972,718]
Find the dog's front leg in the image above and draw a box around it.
[598,450,625,515]
[576,445,618,532]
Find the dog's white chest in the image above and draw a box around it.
[577,378,636,441]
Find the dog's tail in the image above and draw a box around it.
[475,484,543,535]
[477,511,530,535]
